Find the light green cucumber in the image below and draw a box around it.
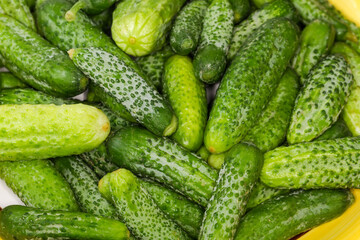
[197,145,211,161]
[207,153,225,170]
[246,182,289,209]
[0,0,36,30]
[0,72,28,89]
[315,118,352,141]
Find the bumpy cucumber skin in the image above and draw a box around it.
[0,0,36,30]
[235,189,354,240]
[0,73,28,89]
[194,0,234,84]
[0,205,130,240]
[315,118,352,141]
[99,169,191,240]
[247,182,289,209]
[71,47,175,136]
[205,18,299,154]
[111,0,186,57]
[229,0,251,23]
[287,55,353,144]
[0,104,110,161]
[199,143,263,240]
[292,20,336,83]
[107,126,218,207]
[0,15,87,98]
[228,0,299,60]
[170,0,209,55]
[163,55,207,151]
[0,160,79,211]
[243,69,299,152]
[261,137,360,189]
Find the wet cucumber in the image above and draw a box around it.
[315,118,352,141]
[0,72,28,89]
[246,182,289,209]
[204,18,299,154]
[65,0,116,21]
[163,55,207,151]
[0,0,36,30]
[229,0,251,23]
[234,189,354,240]
[287,55,353,145]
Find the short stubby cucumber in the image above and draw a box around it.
[315,118,352,141]
[261,137,360,189]
[111,0,186,56]
[243,69,299,152]
[234,189,354,240]
[0,104,110,161]
[65,0,116,21]
[163,55,207,151]
[0,14,88,97]
[99,169,191,240]
[0,0,36,30]
[170,0,209,55]
[0,205,130,240]
[0,160,79,211]
[246,182,289,209]
[229,0,251,23]
[228,0,299,60]
[287,55,353,144]
[204,18,299,154]
[70,47,177,137]
[193,0,234,84]
[199,143,263,240]
[292,20,336,84]
[0,72,28,89]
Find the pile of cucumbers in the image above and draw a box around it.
[0,0,360,239]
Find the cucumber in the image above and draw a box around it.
[207,153,225,170]
[0,72,28,89]
[0,160,79,211]
[70,47,177,137]
[199,143,263,240]
[65,0,116,21]
[234,189,354,240]
[228,0,299,60]
[197,145,211,161]
[229,0,251,23]
[111,0,186,57]
[170,0,208,55]
[0,205,130,240]
[247,182,289,209]
[0,88,70,105]
[292,20,336,84]
[0,0,36,30]
[193,0,234,84]
[261,137,360,189]
[243,69,299,152]
[315,118,352,141]
[0,104,110,161]
[163,55,207,151]
[0,15,88,98]
[287,55,353,145]
[251,0,274,8]
[106,126,218,207]
[90,7,113,32]
[204,18,299,154]
[53,156,117,219]
[99,169,191,240]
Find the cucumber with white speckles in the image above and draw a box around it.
[287,55,353,145]
[0,73,28,89]
[199,143,262,240]
[99,169,191,240]
[194,0,234,84]
[246,182,289,209]
[315,118,352,141]
[229,0,251,23]
[0,0,36,30]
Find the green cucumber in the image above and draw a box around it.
[0,88,70,105]
[287,55,353,145]
[70,47,177,137]
[207,153,225,170]
[205,18,299,154]
[228,0,299,60]
[194,0,234,84]
[0,0,36,30]
[246,182,289,209]
[170,0,208,55]
[199,143,263,240]
[315,118,352,141]
[106,126,218,207]
[111,0,186,57]
[65,0,116,21]
[0,205,130,240]
[261,137,360,189]
[292,20,336,83]
[0,14,88,97]
[0,160,79,211]
[229,0,251,23]
[197,145,211,161]
[99,169,191,240]
[251,0,274,8]
[0,72,28,89]
[163,55,207,151]
[91,7,113,31]
[234,189,354,240]
[243,69,299,152]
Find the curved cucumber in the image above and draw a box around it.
[315,118,352,141]
[247,182,289,209]
[65,0,116,21]
[229,0,251,23]
[0,72,28,89]
[0,0,36,30]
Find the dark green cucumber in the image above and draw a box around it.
[70,47,177,137]
[207,153,225,170]
[197,145,211,161]
[315,118,352,141]
[106,126,218,207]
[0,0,36,30]
[0,72,28,89]
[246,182,289,209]
[170,0,209,55]
[0,160,79,211]
[65,0,116,21]
[199,143,263,240]
[229,0,251,23]
[90,7,113,32]
[234,189,354,240]
[228,0,299,60]
[99,169,191,240]
[0,14,88,97]
[251,0,274,8]
[194,0,234,84]
[205,18,299,154]
[292,20,336,83]
[287,55,353,144]
[0,205,130,240]
[243,69,299,152]
[163,55,207,151]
